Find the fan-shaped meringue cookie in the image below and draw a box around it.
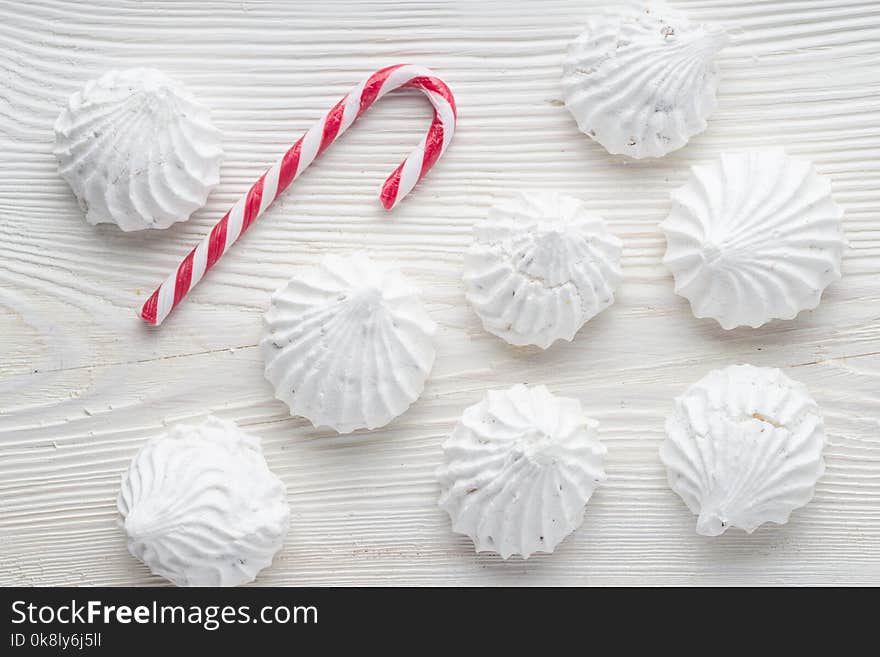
[463,192,622,349]
[262,253,436,434]
[117,416,289,586]
[54,68,223,231]
[437,384,606,559]
[561,6,728,158]
[661,150,846,329]
[660,364,826,536]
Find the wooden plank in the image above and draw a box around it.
[0,0,878,585]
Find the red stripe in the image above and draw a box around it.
[206,213,229,270]
[319,98,347,154]
[380,162,404,210]
[358,64,406,117]
[406,76,457,118]
[277,138,303,193]
[419,117,445,181]
[173,249,196,308]
[242,175,265,230]
[141,289,159,324]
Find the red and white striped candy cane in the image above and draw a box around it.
[140,64,456,325]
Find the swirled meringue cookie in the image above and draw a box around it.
[437,384,606,559]
[661,365,826,536]
[561,7,728,158]
[117,416,289,586]
[262,252,436,434]
[54,68,223,231]
[661,150,846,329]
[463,192,622,349]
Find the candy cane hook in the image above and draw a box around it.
[140,64,456,326]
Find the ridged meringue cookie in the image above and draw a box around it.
[661,150,846,329]
[117,416,289,586]
[463,192,622,349]
[437,384,606,559]
[262,253,436,434]
[660,365,826,536]
[561,7,728,158]
[54,68,223,231]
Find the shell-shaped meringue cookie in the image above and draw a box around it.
[463,192,622,349]
[660,365,826,536]
[661,150,846,329]
[262,253,437,434]
[437,384,606,559]
[561,7,728,158]
[54,68,223,231]
[117,416,289,586]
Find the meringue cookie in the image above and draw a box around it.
[437,384,606,559]
[54,68,223,231]
[117,416,289,586]
[660,365,826,536]
[561,6,728,158]
[463,192,622,349]
[661,150,846,329]
[262,252,436,434]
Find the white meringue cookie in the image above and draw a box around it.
[660,365,826,536]
[117,416,289,586]
[661,150,846,329]
[561,6,728,158]
[54,68,223,231]
[262,252,436,434]
[437,384,606,559]
[463,192,622,349]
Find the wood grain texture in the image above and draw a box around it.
[1,0,879,586]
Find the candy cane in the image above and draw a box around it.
[140,64,456,325]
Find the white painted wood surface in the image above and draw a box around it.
[1,0,878,586]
